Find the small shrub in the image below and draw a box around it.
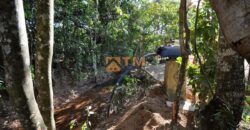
[69,106,94,130]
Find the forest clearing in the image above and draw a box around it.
[1,0,250,130]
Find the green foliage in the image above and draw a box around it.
[80,106,94,130]
[243,110,250,123]
[23,0,180,80]
[176,56,182,64]
[122,75,140,96]
[111,75,141,111]
[69,106,94,130]
[69,119,77,130]
[178,55,214,103]
[123,75,140,87]
[242,97,250,129]
[242,96,250,122]
[81,122,89,130]
[247,85,250,92]
[187,61,215,102]
[30,65,35,79]
[246,96,250,103]
[245,115,250,122]
[187,0,218,103]
[52,0,180,78]
[187,61,200,89]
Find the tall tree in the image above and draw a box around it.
[199,0,249,129]
[0,0,47,129]
[201,33,245,129]
[209,0,250,62]
[35,0,56,129]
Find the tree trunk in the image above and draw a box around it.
[209,0,250,62]
[172,0,190,128]
[35,0,56,129]
[201,33,245,130]
[0,0,47,129]
[204,1,249,129]
[92,36,98,82]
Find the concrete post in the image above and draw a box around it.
[164,59,186,101]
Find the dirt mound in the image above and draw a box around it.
[95,84,194,130]
[107,99,170,130]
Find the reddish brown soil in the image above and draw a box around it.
[54,83,196,130]
[95,85,195,130]
[55,86,112,130]
[1,82,195,130]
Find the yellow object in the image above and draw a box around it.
[164,60,186,101]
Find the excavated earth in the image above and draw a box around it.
[54,83,194,130]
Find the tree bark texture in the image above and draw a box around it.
[209,0,250,62]
[0,0,47,129]
[35,0,56,129]
[201,33,245,130]
[172,0,190,128]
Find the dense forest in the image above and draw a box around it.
[0,0,250,130]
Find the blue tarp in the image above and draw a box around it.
[156,45,181,58]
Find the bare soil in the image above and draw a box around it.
[1,73,249,130]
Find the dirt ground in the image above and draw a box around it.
[0,81,194,130]
[1,73,249,130]
[55,85,112,130]
[54,82,195,130]
[95,84,195,130]
[0,74,113,130]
